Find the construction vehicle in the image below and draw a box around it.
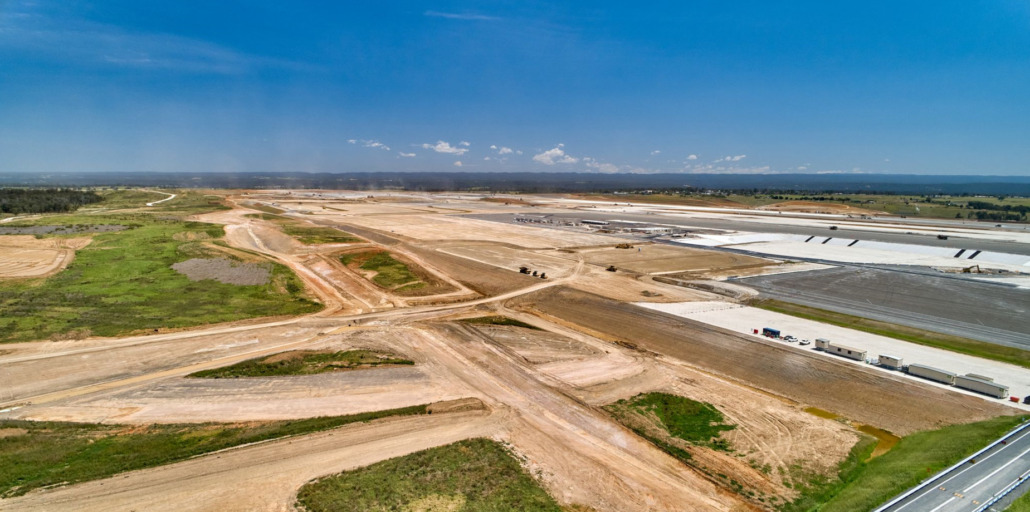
[606,265,617,272]
[963,265,981,273]
[937,234,949,240]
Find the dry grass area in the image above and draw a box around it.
[757,201,881,215]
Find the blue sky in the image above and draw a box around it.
[1,1,1028,175]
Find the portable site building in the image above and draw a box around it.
[815,338,831,350]
[955,375,1008,399]
[826,343,867,362]
[878,354,904,370]
[907,364,957,385]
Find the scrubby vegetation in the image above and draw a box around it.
[459,316,541,330]
[0,214,320,343]
[816,415,1026,512]
[295,438,562,512]
[189,350,414,378]
[339,250,426,291]
[607,392,735,450]
[0,188,103,214]
[0,405,430,498]
[755,299,1030,369]
[280,224,361,244]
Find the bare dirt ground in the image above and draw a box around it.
[512,286,1015,436]
[560,243,772,275]
[2,409,498,512]
[0,235,92,278]
[2,191,1019,512]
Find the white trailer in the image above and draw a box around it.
[815,338,831,350]
[826,343,867,362]
[907,364,956,385]
[878,354,904,370]
[955,375,1009,399]
[581,219,610,226]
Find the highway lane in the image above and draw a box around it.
[878,423,1030,512]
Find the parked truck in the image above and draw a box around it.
[762,327,780,338]
[907,364,957,385]
[954,375,1009,399]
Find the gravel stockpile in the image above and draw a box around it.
[171,258,271,285]
[0,224,128,235]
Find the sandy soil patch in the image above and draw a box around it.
[0,236,93,279]
[467,325,603,364]
[438,243,577,278]
[559,243,771,275]
[338,214,623,248]
[171,258,271,285]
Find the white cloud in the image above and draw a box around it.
[715,154,746,162]
[484,157,491,161]
[797,165,807,170]
[398,152,415,158]
[421,140,469,155]
[362,140,390,151]
[516,150,523,155]
[650,150,661,155]
[459,141,470,147]
[424,11,500,21]
[686,154,698,160]
[532,144,578,165]
[347,139,357,144]
[453,160,463,167]
[490,145,497,149]
[497,146,513,155]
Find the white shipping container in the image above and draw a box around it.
[907,364,957,385]
[878,354,904,369]
[955,375,1008,399]
[827,343,867,362]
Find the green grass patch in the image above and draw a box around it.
[1006,490,1030,511]
[188,349,414,378]
[817,415,1026,512]
[604,392,735,464]
[280,224,361,244]
[459,316,541,330]
[295,438,562,512]
[0,215,320,343]
[0,405,430,498]
[95,189,168,209]
[754,299,1030,369]
[339,250,424,290]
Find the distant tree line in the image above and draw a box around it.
[0,188,103,215]
[965,201,1030,215]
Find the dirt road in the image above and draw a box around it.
[0,410,497,512]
